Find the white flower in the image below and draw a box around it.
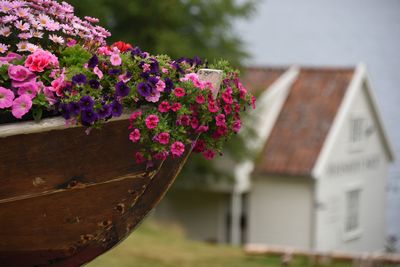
[26,43,39,53]
[49,34,64,45]
[15,20,30,31]
[0,26,11,37]
[15,8,30,18]
[31,31,44,39]
[0,43,8,54]
[16,41,29,52]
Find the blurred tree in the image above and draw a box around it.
[69,0,257,66]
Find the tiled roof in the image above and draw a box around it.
[241,66,287,94]
[253,67,355,176]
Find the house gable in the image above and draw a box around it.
[253,67,355,176]
[312,64,395,179]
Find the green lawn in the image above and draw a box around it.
[87,220,354,267]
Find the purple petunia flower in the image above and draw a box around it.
[89,79,100,89]
[60,103,71,120]
[72,74,87,85]
[111,101,123,117]
[79,96,95,110]
[68,102,81,116]
[115,81,131,97]
[150,59,160,75]
[108,69,122,76]
[97,104,112,119]
[164,77,174,93]
[88,54,99,68]
[148,76,159,85]
[137,82,152,97]
[81,108,98,126]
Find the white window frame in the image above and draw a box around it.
[343,183,363,242]
[348,114,365,153]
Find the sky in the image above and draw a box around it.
[235,0,400,244]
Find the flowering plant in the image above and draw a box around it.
[0,0,255,164]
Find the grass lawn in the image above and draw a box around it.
[87,220,354,267]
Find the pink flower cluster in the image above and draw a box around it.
[0,0,110,54]
[0,48,63,118]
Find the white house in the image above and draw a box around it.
[155,64,395,253]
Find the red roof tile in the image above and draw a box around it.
[254,67,355,176]
[241,66,287,94]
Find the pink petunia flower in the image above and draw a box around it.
[93,66,103,79]
[17,81,40,98]
[0,52,22,63]
[145,114,159,129]
[156,79,165,92]
[12,94,32,119]
[129,129,141,143]
[171,141,185,157]
[0,87,15,109]
[110,53,122,66]
[8,65,35,82]
[145,90,160,103]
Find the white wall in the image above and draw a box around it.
[155,190,230,243]
[315,83,390,252]
[248,175,314,249]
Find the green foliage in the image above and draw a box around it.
[67,0,257,66]
[59,45,92,68]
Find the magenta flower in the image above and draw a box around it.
[129,129,141,143]
[174,87,185,98]
[158,101,170,113]
[145,114,159,129]
[208,101,219,113]
[171,141,185,157]
[251,96,256,109]
[129,110,142,122]
[171,103,182,112]
[0,87,14,109]
[157,132,170,145]
[135,152,145,164]
[233,120,242,133]
[12,94,32,119]
[224,104,232,115]
[195,95,205,104]
[222,90,233,104]
[203,149,216,160]
[110,53,122,66]
[191,117,199,129]
[215,114,226,127]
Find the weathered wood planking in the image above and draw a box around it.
[0,118,164,266]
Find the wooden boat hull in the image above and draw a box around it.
[0,119,191,266]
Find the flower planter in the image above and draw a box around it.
[0,70,222,266]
